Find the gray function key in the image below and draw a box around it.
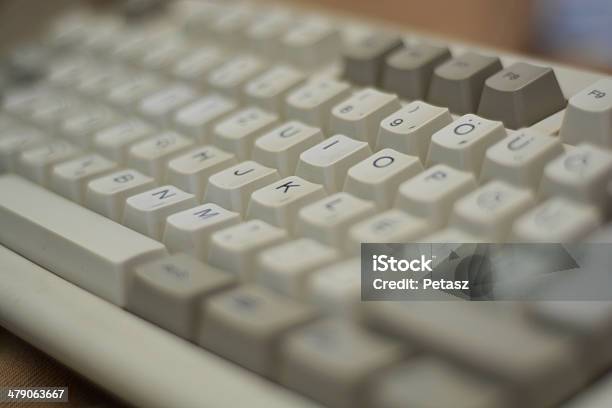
[427,52,502,114]
[382,42,451,100]
[342,31,403,87]
[477,62,566,129]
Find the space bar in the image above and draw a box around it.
[0,174,167,306]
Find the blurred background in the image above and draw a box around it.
[0,0,610,72]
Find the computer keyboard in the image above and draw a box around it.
[0,0,611,407]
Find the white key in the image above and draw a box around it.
[47,57,93,88]
[0,175,166,306]
[427,114,506,174]
[60,106,122,148]
[252,121,324,177]
[207,5,254,48]
[246,9,293,59]
[297,192,376,248]
[306,258,361,316]
[396,164,477,228]
[139,84,198,126]
[207,55,266,101]
[539,144,612,210]
[423,227,485,243]
[140,38,190,74]
[123,185,197,240]
[17,140,81,187]
[107,74,167,113]
[256,238,340,298]
[3,86,55,119]
[296,134,372,192]
[208,220,288,280]
[93,119,154,165]
[285,78,351,133]
[329,88,401,146]
[213,107,280,160]
[28,94,83,133]
[376,101,453,162]
[480,129,564,189]
[347,210,431,254]
[247,176,326,232]
[167,146,237,200]
[344,148,423,208]
[128,131,194,182]
[0,128,48,172]
[173,94,238,142]
[511,197,601,242]
[172,46,227,88]
[281,17,341,70]
[85,169,155,222]
[451,180,535,242]
[163,203,241,260]
[244,65,305,116]
[560,79,612,147]
[51,154,118,204]
[76,66,132,102]
[111,26,175,65]
[204,161,280,215]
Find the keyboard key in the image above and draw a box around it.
[163,203,241,260]
[477,62,566,129]
[245,9,293,59]
[427,114,506,175]
[213,107,280,160]
[247,176,326,232]
[244,65,306,116]
[140,37,190,74]
[123,185,197,239]
[366,301,586,408]
[198,285,317,377]
[281,17,341,70]
[329,88,401,146]
[560,78,612,147]
[376,100,452,161]
[171,46,227,87]
[60,105,123,148]
[347,210,430,254]
[85,169,156,222]
[285,78,351,133]
[0,175,166,306]
[204,161,280,215]
[107,74,167,113]
[480,129,564,189]
[427,52,502,114]
[306,258,361,316]
[17,140,81,187]
[511,197,601,242]
[51,154,118,204]
[539,144,612,210]
[252,121,324,177]
[296,135,372,192]
[173,94,238,142]
[138,84,198,127]
[382,42,451,100]
[342,29,402,86]
[208,220,288,279]
[451,180,535,241]
[207,5,254,48]
[256,238,339,298]
[344,148,423,208]
[93,119,154,165]
[166,146,237,200]
[207,54,266,101]
[297,192,376,248]
[370,358,510,408]
[280,320,403,408]
[128,131,194,182]
[396,164,477,228]
[0,128,48,172]
[128,254,236,340]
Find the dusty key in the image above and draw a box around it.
[382,42,451,100]
[477,62,566,129]
[560,78,612,147]
[198,285,317,378]
[280,320,403,408]
[342,30,403,86]
[427,52,502,114]
[129,254,236,340]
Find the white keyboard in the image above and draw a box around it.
[1,1,612,407]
